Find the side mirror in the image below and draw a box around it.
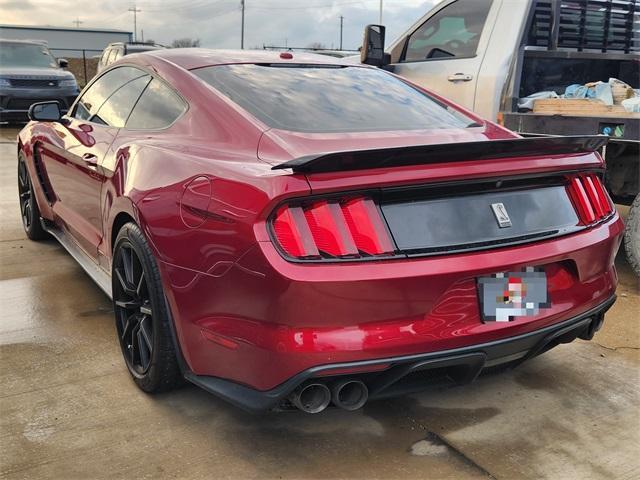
[28,101,62,122]
[361,24,388,67]
[58,58,69,68]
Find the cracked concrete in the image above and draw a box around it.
[1,127,638,479]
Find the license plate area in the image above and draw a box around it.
[478,267,550,322]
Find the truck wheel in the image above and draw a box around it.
[624,194,640,277]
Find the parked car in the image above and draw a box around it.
[0,39,79,123]
[18,49,622,413]
[96,42,165,73]
[360,0,640,275]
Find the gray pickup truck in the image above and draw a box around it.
[360,0,639,274]
[0,39,79,123]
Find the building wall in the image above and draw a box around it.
[0,26,132,58]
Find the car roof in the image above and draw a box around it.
[126,44,164,52]
[108,42,164,48]
[0,38,48,46]
[143,48,359,70]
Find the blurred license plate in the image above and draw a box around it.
[478,267,550,322]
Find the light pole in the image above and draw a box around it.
[379,0,383,24]
[339,15,344,50]
[240,0,245,49]
[129,5,141,42]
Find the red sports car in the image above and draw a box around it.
[17,49,622,413]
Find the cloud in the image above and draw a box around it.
[1,0,435,50]
[0,0,35,11]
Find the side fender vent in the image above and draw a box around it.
[33,144,55,204]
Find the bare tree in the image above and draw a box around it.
[171,38,201,48]
[306,42,327,50]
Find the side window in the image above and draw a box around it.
[402,0,492,62]
[126,79,187,129]
[72,67,147,121]
[100,48,110,66]
[114,47,123,61]
[92,75,151,127]
[107,48,118,65]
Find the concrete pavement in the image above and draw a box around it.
[1,128,638,479]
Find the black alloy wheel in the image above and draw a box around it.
[18,157,33,230]
[18,152,48,240]
[113,241,155,375]
[112,223,181,392]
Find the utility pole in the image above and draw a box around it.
[339,15,344,50]
[379,0,383,24]
[240,0,245,49]
[73,18,83,28]
[129,5,141,42]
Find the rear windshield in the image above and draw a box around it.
[193,64,477,133]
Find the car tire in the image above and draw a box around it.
[112,222,182,393]
[624,194,640,277]
[18,152,49,241]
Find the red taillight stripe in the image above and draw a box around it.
[342,198,394,255]
[591,175,612,215]
[273,206,319,258]
[304,201,358,257]
[568,177,596,224]
[582,176,605,218]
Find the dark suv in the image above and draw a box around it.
[0,39,79,123]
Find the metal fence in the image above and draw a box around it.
[49,48,103,87]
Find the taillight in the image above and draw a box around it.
[566,174,614,225]
[272,196,395,260]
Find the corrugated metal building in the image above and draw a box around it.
[0,24,132,58]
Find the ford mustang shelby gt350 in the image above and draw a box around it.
[17,49,622,413]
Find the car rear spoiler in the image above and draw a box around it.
[270,135,608,174]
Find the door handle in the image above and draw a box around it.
[447,73,473,82]
[82,153,98,166]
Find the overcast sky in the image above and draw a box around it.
[1,0,437,50]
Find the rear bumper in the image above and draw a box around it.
[185,295,616,412]
[161,213,623,392]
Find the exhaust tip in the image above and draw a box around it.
[290,383,331,414]
[332,379,368,411]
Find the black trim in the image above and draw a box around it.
[503,113,640,143]
[184,295,616,412]
[266,169,609,264]
[271,136,608,174]
[522,48,637,61]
